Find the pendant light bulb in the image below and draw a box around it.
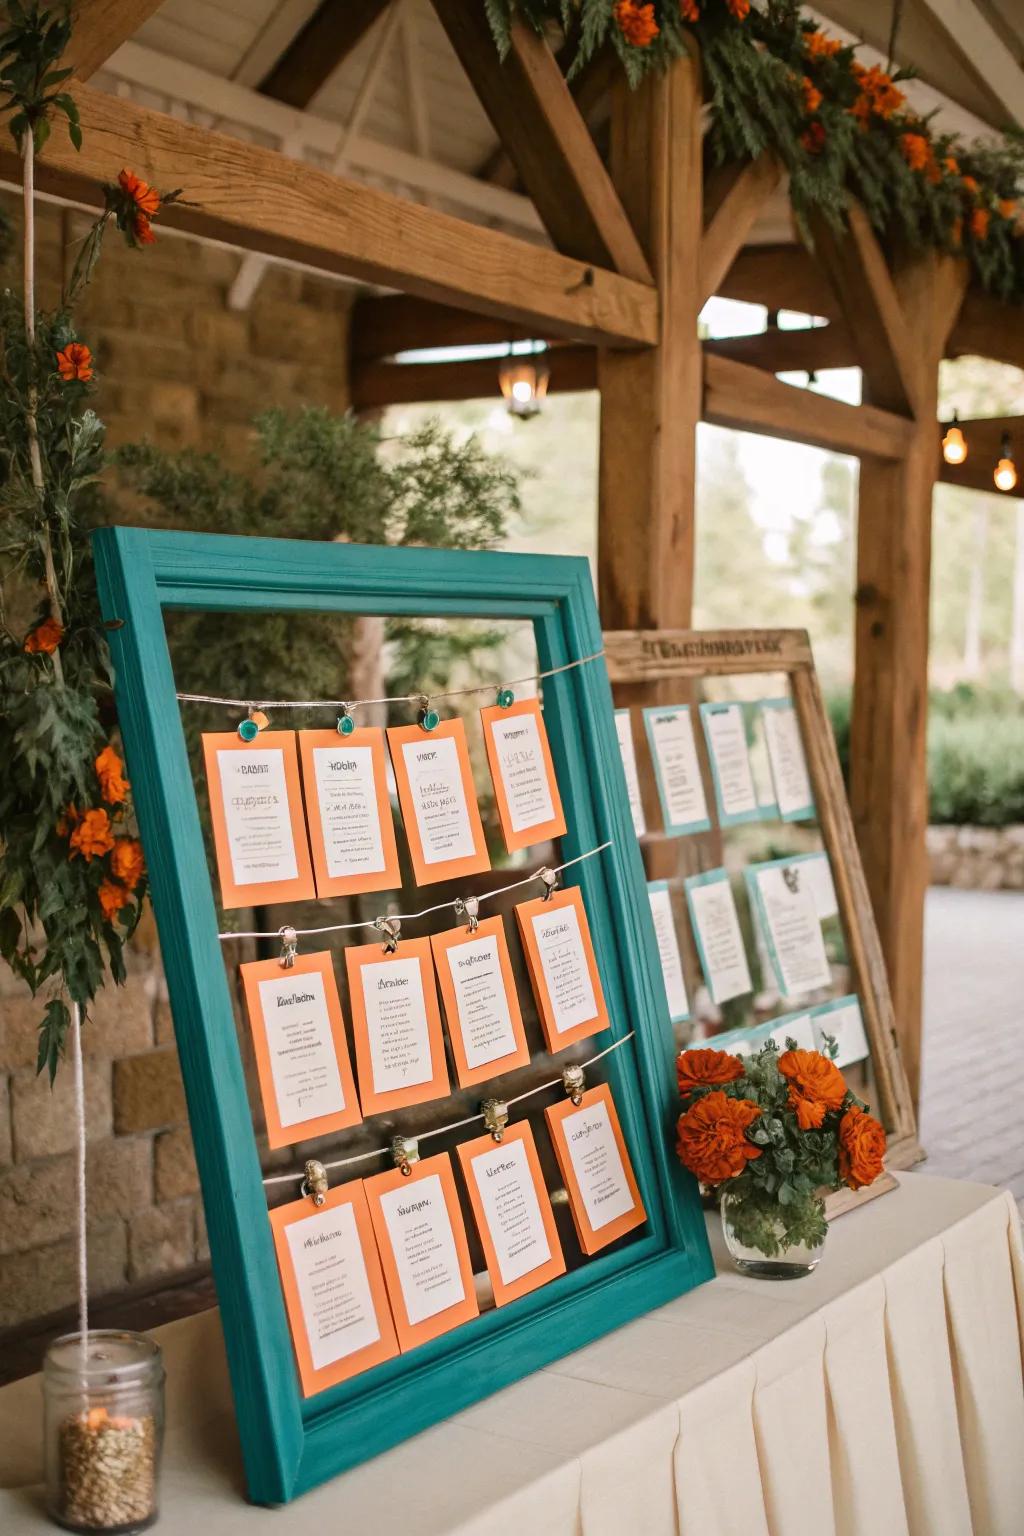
[994,432,1017,493]
[942,411,968,466]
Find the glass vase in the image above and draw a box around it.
[721,1194,825,1279]
[43,1331,164,1533]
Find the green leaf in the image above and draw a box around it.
[37,997,69,1083]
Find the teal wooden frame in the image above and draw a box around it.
[92,527,713,1505]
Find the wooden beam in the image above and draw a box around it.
[351,296,539,361]
[703,354,913,460]
[809,203,923,418]
[0,83,656,347]
[478,47,615,190]
[258,0,389,107]
[948,290,1024,370]
[701,155,781,305]
[66,0,164,81]
[705,322,855,374]
[429,2,651,282]
[351,346,596,411]
[937,415,1024,498]
[715,243,839,318]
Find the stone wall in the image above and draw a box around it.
[0,196,352,1331]
[927,825,1024,890]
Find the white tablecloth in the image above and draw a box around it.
[2,1172,1022,1535]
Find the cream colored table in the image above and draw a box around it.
[3,1173,1023,1536]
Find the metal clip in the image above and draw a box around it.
[374,914,402,954]
[391,1135,420,1177]
[454,895,480,934]
[302,1159,329,1207]
[537,866,560,902]
[417,694,440,732]
[562,1063,586,1106]
[481,1098,509,1142]
[278,925,298,968]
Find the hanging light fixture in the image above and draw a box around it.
[994,432,1017,492]
[942,410,968,465]
[498,343,550,419]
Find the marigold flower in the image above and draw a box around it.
[838,1106,886,1190]
[24,616,64,654]
[133,212,157,246]
[676,1091,762,1185]
[850,62,905,124]
[726,0,750,18]
[98,880,132,921]
[999,198,1017,222]
[56,343,93,383]
[680,0,699,18]
[677,1047,745,1097]
[944,156,960,177]
[110,837,145,890]
[95,744,129,805]
[961,175,979,197]
[801,121,827,155]
[900,132,931,172]
[614,0,659,46]
[802,76,822,115]
[778,1048,847,1130]
[805,29,841,58]
[970,206,990,242]
[118,168,161,217]
[69,808,115,862]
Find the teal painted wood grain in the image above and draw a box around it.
[92,527,713,1504]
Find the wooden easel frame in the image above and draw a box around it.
[605,627,921,1186]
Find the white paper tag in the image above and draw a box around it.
[531,903,598,1035]
[312,745,386,879]
[218,747,299,886]
[284,1203,381,1370]
[561,1100,635,1231]
[687,877,753,1004]
[766,1013,816,1053]
[469,1138,551,1286]
[647,886,689,1021]
[445,933,518,1070]
[614,710,647,836]
[489,712,555,834]
[258,971,345,1129]
[378,1173,465,1326]
[755,865,832,997]
[803,853,839,920]
[814,999,869,1068]
[703,705,759,819]
[647,708,709,829]
[762,704,813,818]
[402,735,476,865]
[361,957,434,1094]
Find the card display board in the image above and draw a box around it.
[92,528,713,1505]
[605,627,921,1190]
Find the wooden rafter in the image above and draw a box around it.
[0,83,656,347]
[66,0,164,81]
[429,2,652,282]
[258,0,390,107]
[478,47,615,191]
[935,415,1024,498]
[700,155,782,305]
[716,244,839,319]
[948,290,1024,371]
[350,296,538,360]
[917,0,1024,130]
[352,346,596,411]
[705,323,854,374]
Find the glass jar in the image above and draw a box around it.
[721,1194,825,1280]
[43,1331,165,1533]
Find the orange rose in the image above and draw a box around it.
[677,1047,745,1097]
[98,880,132,921]
[69,808,115,862]
[56,343,93,383]
[838,1106,886,1190]
[614,0,659,46]
[970,206,990,242]
[805,30,841,58]
[778,1048,847,1130]
[110,837,145,890]
[118,168,160,217]
[95,744,129,805]
[24,616,64,654]
[802,76,822,115]
[675,1090,762,1185]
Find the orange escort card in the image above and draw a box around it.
[344,936,450,1116]
[457,1123,565,1307]
[298,728,400,899]
[545,1083,646,1255]
[269,1181,398,1398]
[430,916,530,1088]
[363,1152,479,1351]
[202,731,315,910]
[515,886,610,1053]
[239,951,361,1150]
[386,719,490,887]
[479,697,567,854]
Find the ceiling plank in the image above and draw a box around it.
[66,0,165,81]
[429,0,652,282]
[916,0,1024,129]
[351,296,539,360]
[2,83,657,347]
[258,0,390,107]
[948,289,1024,370]
[701,155,782,305]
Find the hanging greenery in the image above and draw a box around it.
[487,0,1024,304]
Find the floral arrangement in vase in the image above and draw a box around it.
[674,1038,886,1277]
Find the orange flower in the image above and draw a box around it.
[676,1091,762,1185]
[615,0,659,46]
[801,121,827,155]
[133,212,157,246]
[95,744,129,805]
[98,880,132,922]
[677,1047,745,1097]
[838,1106,886,1190]
[961,175,979,198]
[805,29,841,58]
[118,168,160,217]
[69,808,115,862]
[725,0,750,18]
[56,343,93,383]
[24,616,64,654]
[999,198,1017,221]
[900,132,931,172]
[850,62,905,124]
[944,156,960,177]
[680,0,699,18]
[970,206,990,242]
[778,1048,847,1131]
[110,837,145,890]
[802,76,822,115]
